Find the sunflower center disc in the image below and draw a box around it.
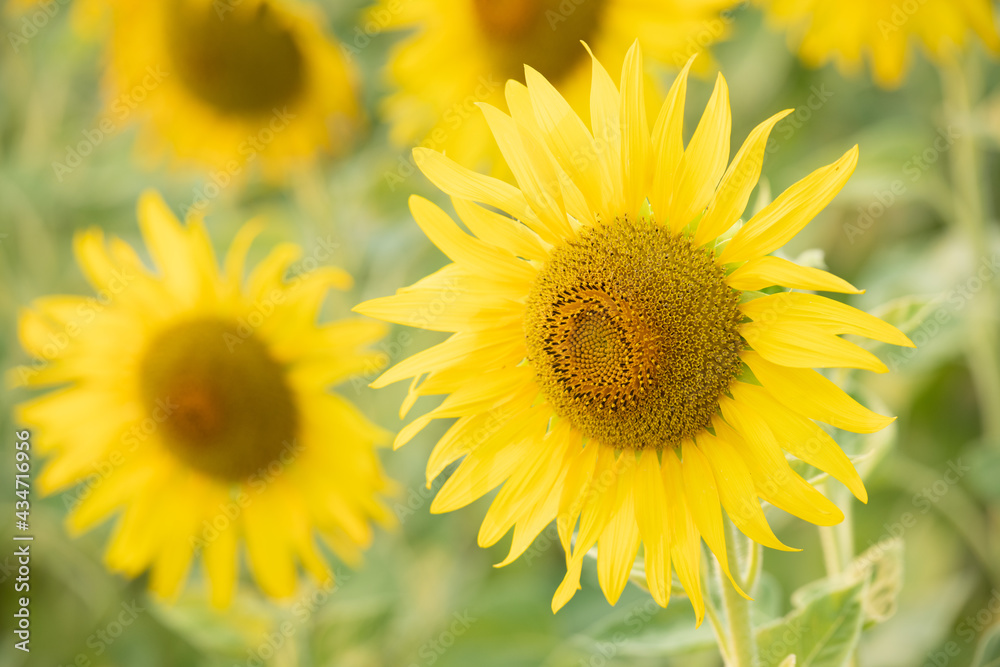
[471,0,605,83]
[139,318,299,480]
[525,218,745,449]
[167,1,305,115]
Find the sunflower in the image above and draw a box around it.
[104,0,360,178]
[356,43,914,617]
[374,0,740,175]
[760,0,1000,87]
[13,192,393,605]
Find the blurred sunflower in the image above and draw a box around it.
[13,192,394,606]
[761,0,1000,87]
[106,0,360,178]
[373,0,739,173]
[5,0,109,37]
[356,43,914,617]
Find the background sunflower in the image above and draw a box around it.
[2,0,1000,666]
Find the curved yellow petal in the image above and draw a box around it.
[619,41,651,219]
[649,55,695,225]
[669,74,731,233]
[681,442,748,599]
[742,350,895,433]
[741,292,914,348]
[727,256,862,294]
[720,146,858,264]
[697,430,797,552]
[695,110,792,245]
[597,454,640,605]
[634,450,671,607]
[741,320,889,373]
[662,450,705,625]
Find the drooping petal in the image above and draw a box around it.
[742,350,895,433]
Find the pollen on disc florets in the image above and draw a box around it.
[524,217,745,450]
[139,317,299,480]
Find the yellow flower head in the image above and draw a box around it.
[106,0,361,178]
[14,193,393,605]
[357,43,914,618]
[761,0,1000,87]
[374,0,740,172]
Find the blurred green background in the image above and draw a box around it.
[2,1,1000,665]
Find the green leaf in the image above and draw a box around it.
[973,624,1000,667]
[778,656,797,667]
[756,577,866,667]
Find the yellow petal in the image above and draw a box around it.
[717,398,844,527]
[557,437,600,555]
[409,195,536,285]
[523,67,605,219]
[649,55,695,224]
[204,505,239,608]
[244,486,298,598]
[742,350,894,433]
[430,409,549,513]
[619,41,652,219]
[727,256,862,294]
[681,443,748,598]
[741,292,914,347]
[720,146,859,264]
[697,430,796,552]
[741,320,889,373]
[478,102,574,240]
[597,454,640,605]
[585,43,624,218]
[413,147,557,245]
[737,383,867,502]
[662,450,705,624]
[669,74,731,233]
[695,110,792,245]
[452,197,549,262]
[634,450,671,606]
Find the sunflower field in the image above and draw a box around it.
[2,1,1000,666]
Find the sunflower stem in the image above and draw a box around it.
[940,55,1000,447]
[718,520,758,667]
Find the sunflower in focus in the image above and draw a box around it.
[761,0,1000,87]
[374,0,739,173]
[13,193,393,605]
[357,43,914,617]
[105,0,360,178]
